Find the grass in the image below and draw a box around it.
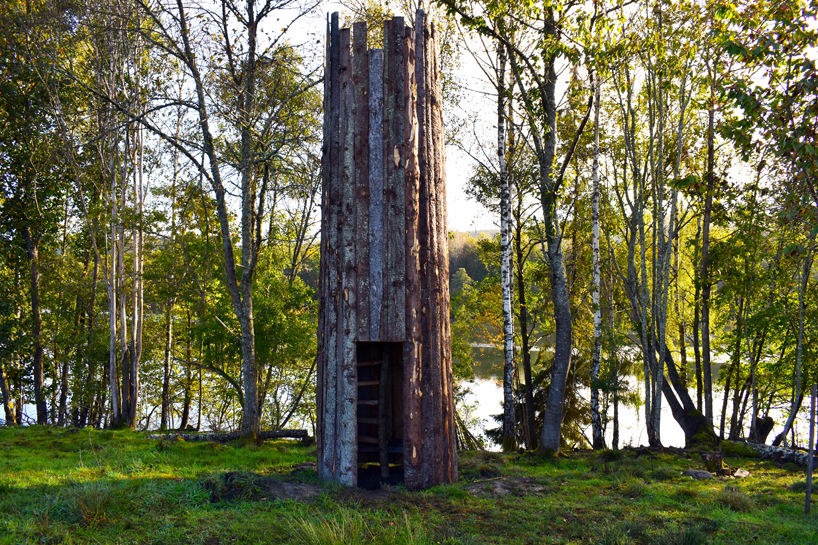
[0,427,816,544]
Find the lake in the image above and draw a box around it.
[461,345,806,450]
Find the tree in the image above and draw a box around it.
[133,0,321,438]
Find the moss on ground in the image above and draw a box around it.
[0,427,815,544]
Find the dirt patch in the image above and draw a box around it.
[464,477,550,498]
[204,471,322,503]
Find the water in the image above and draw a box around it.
[460,346,803,450]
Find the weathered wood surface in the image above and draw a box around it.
[147,430,308,442]
[415,13,456,488]
[368,49,384,340]
[318,10,456,491]
[316,13,330,484]
[382,17,406,342]
[319,12,341,482]
[338,28,358,486]
[353,23,370,343]
[402,22,423,489]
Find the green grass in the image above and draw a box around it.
[0,427,816,544]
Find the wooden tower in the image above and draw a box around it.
[317,10,457,490]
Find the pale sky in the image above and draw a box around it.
[284,1,497,232]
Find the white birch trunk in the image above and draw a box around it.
[498,43,515,450]
[590,71,604,450]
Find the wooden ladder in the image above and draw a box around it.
[356,350,390,477]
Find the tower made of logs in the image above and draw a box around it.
[317,10,457,490]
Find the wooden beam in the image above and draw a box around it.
[353,22,371,343]
[368,48,384,341]
[404,19,423,491]
[338,27,358,486]
[320,11,341,482]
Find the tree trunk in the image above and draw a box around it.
[498,42,515,451]
[700,53,716,426]
[693,218,703,412]
[516,220,535,449]
[22,222,47,424]
[774,250,812,445]
[161,298,174,430]
[806,383,815,514]
[0,361,13,425]
[590,71,604,450]
[179,313,193,430]
[79,253,99,428]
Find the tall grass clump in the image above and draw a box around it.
[714,485,754,512]
[289,511,368,545]
[657,524,707,545]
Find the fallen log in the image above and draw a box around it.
[147,430,308,442]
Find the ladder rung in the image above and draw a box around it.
[357,361,381,367]
[357,400,378,405]
[358,380,380,386]
[357,417,379,424]
[358,435,379,444]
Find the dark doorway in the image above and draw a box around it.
[356,342,404,489]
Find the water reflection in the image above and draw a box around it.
[459,346,767,450]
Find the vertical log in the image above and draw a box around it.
[320,12,341,481]
[381,20,394,340]
[403,22,423,490]
[338,28,358,486]
[316,13,329,479]
[417,11,441,487]
[368,49,384,340]
[417,12,456,486]
[431,17,457,484]
[382,17,406,342]
[353,23,370,343]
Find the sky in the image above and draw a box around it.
[281,0,498,233]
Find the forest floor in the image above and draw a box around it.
[0,427,815,544]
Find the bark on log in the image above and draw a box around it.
[353,22,370,343]
[404,21,423,488]
[338,28,358,486]
[320,12,341,481]
[368,49,384,340]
